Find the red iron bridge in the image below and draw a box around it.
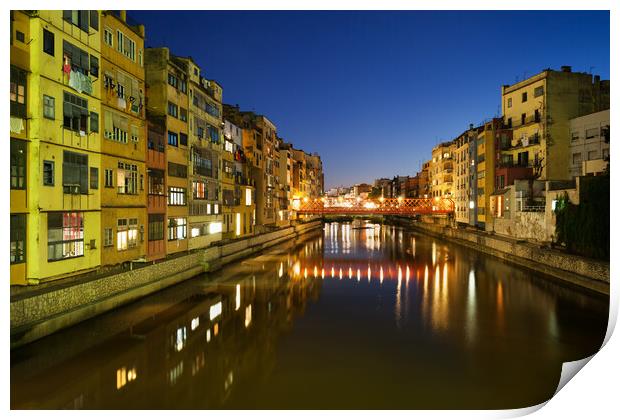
[294,197,455,216]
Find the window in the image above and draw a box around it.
[179,79,187,93]
[128,219,138,248]
[10,66,27,118]
[63,91,89,132]
[588,150,598,160]
[16,31,25,43]
[90,167,98,189]
[534,86,544,97]
[585,128,599,139]
[117,162,138,194]
[168,131,178,146]
[193,152,214,177]
[168,101,178,118]
[225,140,234,153]
[43,161,55,186]
[572,153,582,165]
[478,170,485,179]
[168,162,188,178]
[148,169,165,195]
[521,113,526,126]
[205,101,219,118]
[168,217,187,241]
[534,109,540,122]
[43,95,55,120]
[63,40,90,76]
[117,219,127,250]
[115,219,138,250]
[571,131,580,142]
[168,73,178,89]
[245,188,252,206]
[131,125,139,143]
[180,133,188,146]
[90,55,99,77]
[208,125,220,143]
[10,140,26,190]
[522,92,528,102]
[62,151,88,194]
[90,112,99,133]
[506,118,512,129]
[10,214,26,264]
[193,181,207,199]
[89,10,98,31]
[180,108,187,122]
[168,187,187,206]
[48,212,84,261]
[104,227,113,247]
[104,169,114,188]
[116,30,136,61]
[104,27,113,47]
[507,97,512,108]
[104,111,128,143]
[148,214,165,241]
[43,29,54,56]
[63,10,90,32]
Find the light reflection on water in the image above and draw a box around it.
[11,221,608,409]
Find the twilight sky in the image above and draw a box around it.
[132,10,609,189]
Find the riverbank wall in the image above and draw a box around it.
[10,219,322,348]
[388,216,609,296]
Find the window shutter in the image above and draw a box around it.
[104,111,113,134]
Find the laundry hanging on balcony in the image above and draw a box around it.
[69,70,82,93]
[63,54,71,77]
[10,116,24,134]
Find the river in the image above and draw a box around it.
[10,221,609,409]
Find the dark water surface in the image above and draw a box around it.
[11,222,609,409]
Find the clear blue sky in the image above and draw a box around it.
[132,10,609,189]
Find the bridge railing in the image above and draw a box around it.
[295,197,454,215]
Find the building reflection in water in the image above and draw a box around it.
[10,220,609,410]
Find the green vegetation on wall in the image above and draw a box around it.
[554,174,609,260]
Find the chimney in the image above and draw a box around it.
[561,65,572,73]
[594,75,601,84]
[120,10,127,22]
[469,123,474,130]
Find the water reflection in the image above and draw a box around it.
[11,221,608,409]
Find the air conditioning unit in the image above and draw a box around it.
[89,239,96,249]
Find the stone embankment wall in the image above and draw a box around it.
[402,219,609,295]
[492,212,548,242]
[11,220,322,348]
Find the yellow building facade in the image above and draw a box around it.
[430,142,455,198]
[501,67,609,181]
[476,121,496,228]
[224,119,256,238]
[100,11,147,266]
[11,10,104,284]
[174,57,224,249]
[145,47,190,255]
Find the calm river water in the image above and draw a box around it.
[11,221,609,409]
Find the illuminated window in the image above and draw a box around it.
[48,212,84,261]
[168,187,186,206]
[117,162,138,194]
[245,188,252,206]
[168,217,187,240]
